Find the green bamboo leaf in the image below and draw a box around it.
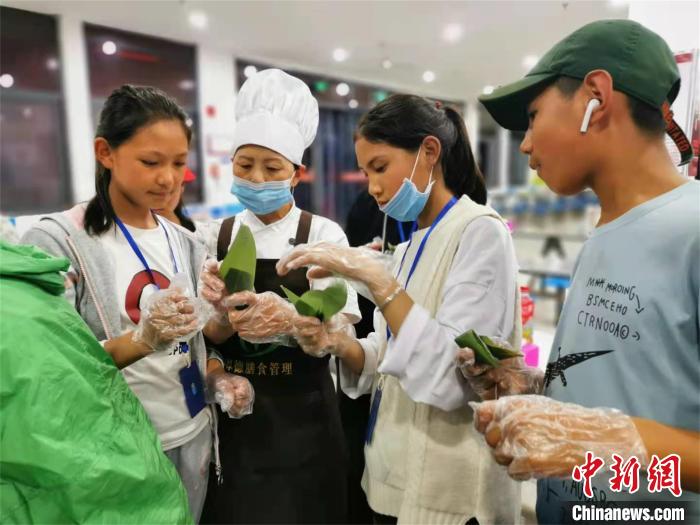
[454,329,501,367]
[481,335,523,360]
[281,285,317,318]
[280,285,301,303]
[281,285,320,318]
[281,283,347,322]
[219,224,256,294]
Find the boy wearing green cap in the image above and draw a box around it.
[469,19,699,524]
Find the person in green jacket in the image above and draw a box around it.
[0,240,192,524]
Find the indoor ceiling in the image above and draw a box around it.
[6,0,634,100]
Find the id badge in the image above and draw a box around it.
[179,361,205,418]
[365,376,385,445]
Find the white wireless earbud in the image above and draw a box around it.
[580,99,601,133]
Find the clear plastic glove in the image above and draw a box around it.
[456,348,544,400]
[276,242,398,306]
[470,395,649,481]
[197,259,229,325]
[206,371,254,419]
[366,237,384,251]
[293,314,356,358]
[133,273,209,353]
[222,291,299,345]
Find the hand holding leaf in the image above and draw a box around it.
[223,290,299,344]
[455,330,542,400]
[455,329,522,367]
[276,242,397,304]
[280,282,347,322]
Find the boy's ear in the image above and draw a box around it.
[581,70,613,129]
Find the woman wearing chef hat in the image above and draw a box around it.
[199,68,360,524]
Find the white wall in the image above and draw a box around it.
[195,47,239,211]
[465,99,480,163]
[628,0,699,173]
[58,13,93,204]
[628,1,699,52]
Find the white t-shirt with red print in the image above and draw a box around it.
[100,219,208,451]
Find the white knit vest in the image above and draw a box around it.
[362,196,522,524]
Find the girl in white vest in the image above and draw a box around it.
[278,94,523,524]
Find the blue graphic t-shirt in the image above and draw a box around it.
[537,181,700,524]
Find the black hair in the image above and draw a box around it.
[173,198,196,232]
[355,94,487,205]
[555,76,666,137]
[84,85,192,236]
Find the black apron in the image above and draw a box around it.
[202,211,348,524]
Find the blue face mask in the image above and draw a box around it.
[379,146,434,222]
[230,175,294,215]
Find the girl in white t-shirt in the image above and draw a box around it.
[23,85,253,523]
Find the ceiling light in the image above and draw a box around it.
[348,99,359,109]
[179,79,195,91]
[382,59,393,70]
[332,48,349,62]
[522,55,539,69]
[102,41,117,55]
[0,74,14,88]
[189,11,208,30]
[422,70,435,83]
[442,23,464,43]
[336,82,350,96]
[482,85,494,95]
[243,65,257,78]
[46,58,59,71]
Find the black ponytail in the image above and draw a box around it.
[84,85,192,236]
[442,106,487,205]
[173,199,196,232]
[85,161,116,236]
[355,94,486,204]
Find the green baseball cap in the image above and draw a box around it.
[479,19,692,165]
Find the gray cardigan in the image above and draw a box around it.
[22,204,209,367]
[22,204,224,477]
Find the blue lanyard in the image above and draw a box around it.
[386,196,458,339]
[396,197,458,290]
[114,216,179,289]
[396,221,411,244]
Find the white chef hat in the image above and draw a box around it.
[232,68,319,166]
